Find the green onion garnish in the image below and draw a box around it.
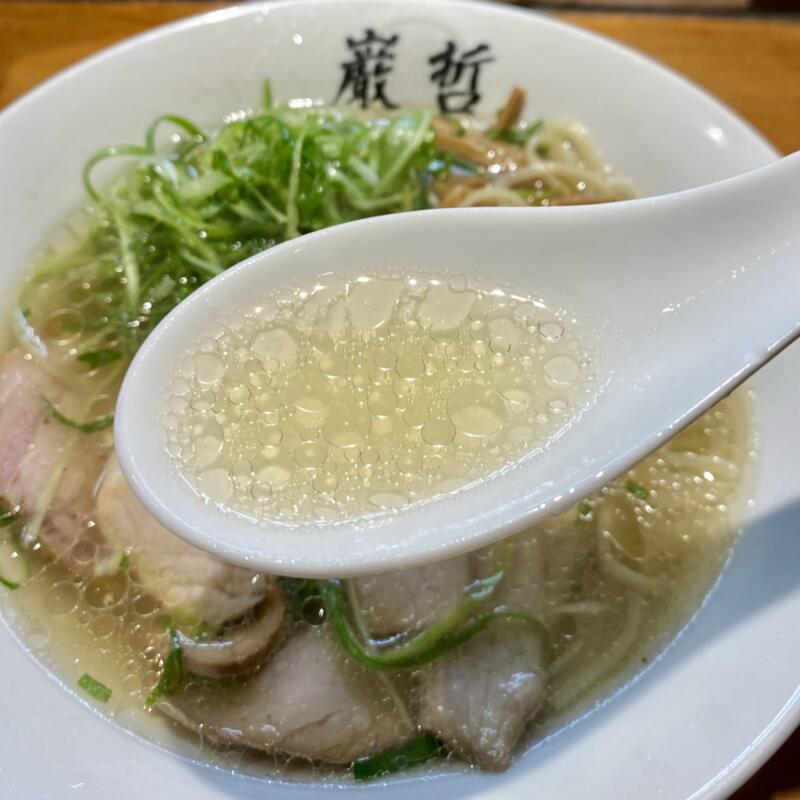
[22,90,445,383]
[279,576,327,622]
[78,673,112,702]
[319,554,547,672]
[625,480,650,500]
[353,734,443,781]
[491,119,544,146]
[145,627,185,706]
[577,500,593,521]
[77,349,122,370]
[0,498,19,528]
[118,552,130,571]
[42,396,114,434]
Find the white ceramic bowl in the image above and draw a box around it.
[1,2,798,798]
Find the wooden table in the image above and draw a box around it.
[1,2,799,797]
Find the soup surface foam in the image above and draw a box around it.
[166,273,595,523]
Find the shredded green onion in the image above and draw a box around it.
[144,114,206,154]
[280,577,327,623]
[318,554,546,671]
[41,396,114,434]
[34,96,442,377]
[77,348,122,370]
[353,734,443,781]
[0,499,19,528]
[146,627,184,706]
[78,673,112,702]
[491,118,544,145]
[20,83,556,379]
[82,144,151,203]
[625,480,650,500]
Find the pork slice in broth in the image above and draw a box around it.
[0,349,111,575]
[418,535,547,770]
[95,455,268,628]
[352,556,470,636]
[534,518,593,615]
[176,583,285,679]
[478,521,590,620]
[161,625,410,764]
[419,623,544,770]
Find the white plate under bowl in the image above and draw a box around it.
[0,1,797,798]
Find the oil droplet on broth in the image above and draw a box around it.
[166,273,596,523]
[194,353,226,385]
[446,385,507,437]
[544,355,580,386]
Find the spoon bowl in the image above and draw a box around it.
[115,153,800,577]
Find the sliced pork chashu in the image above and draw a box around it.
[419,534,548,770]
[0,349,110,575]
[95,454,268,628]
[162,625,410,764]
[351,555,470,636]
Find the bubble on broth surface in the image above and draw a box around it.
[167,273,597,524]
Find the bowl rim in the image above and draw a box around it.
[0,0,777,164]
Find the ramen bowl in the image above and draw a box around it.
[0,2,798,799]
